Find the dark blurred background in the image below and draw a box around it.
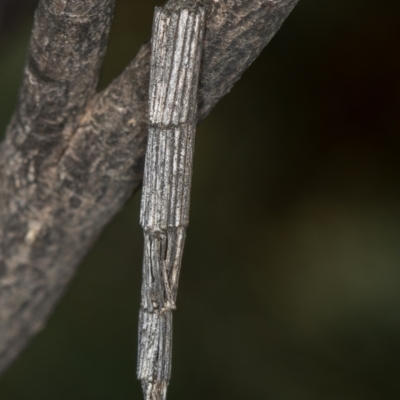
[1,0,400,399]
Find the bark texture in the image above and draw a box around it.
[0,0,299,375]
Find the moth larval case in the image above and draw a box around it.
[138,6,205,400]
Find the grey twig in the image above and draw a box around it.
[0,0,299,375]
[138,7,204,400]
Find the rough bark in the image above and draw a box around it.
[0,0,299,375]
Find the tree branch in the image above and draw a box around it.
[0,0,299,375]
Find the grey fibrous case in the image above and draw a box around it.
[137,6,205,400]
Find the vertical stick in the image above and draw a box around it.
[138,6,205,400]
